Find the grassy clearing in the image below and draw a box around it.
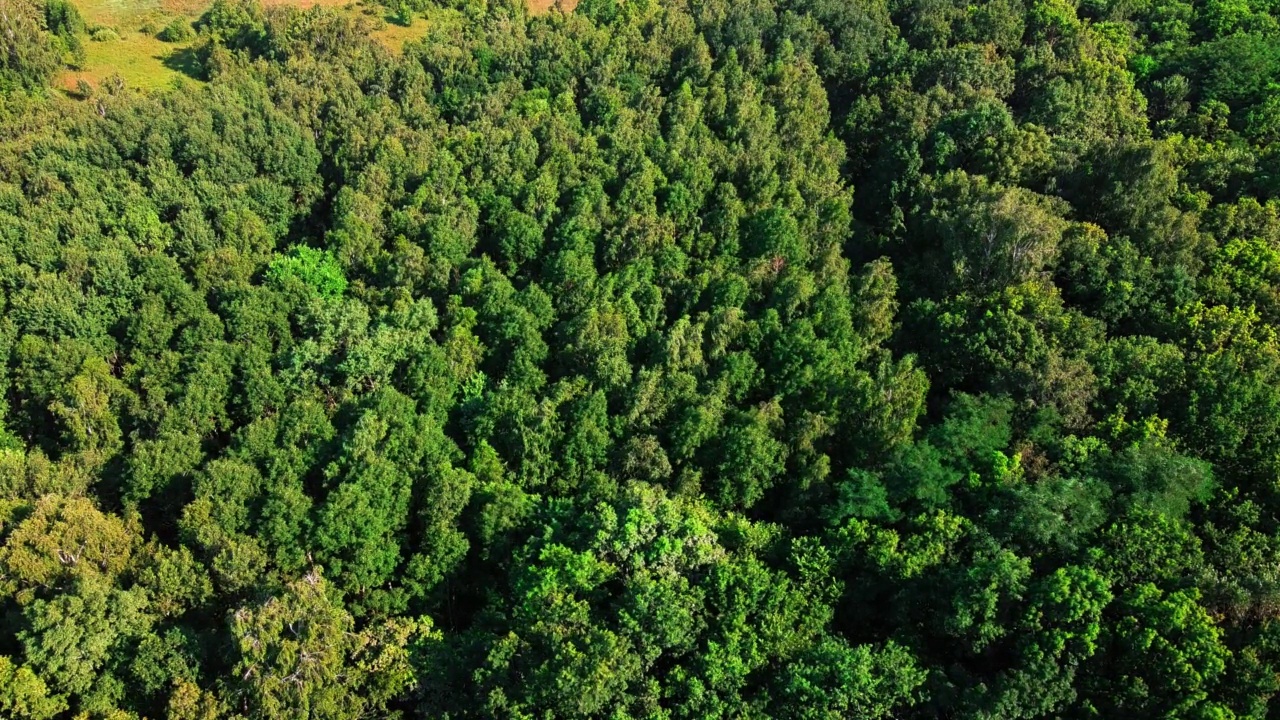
[57,0,200,94]
[370,14,427,52]
[59,30,197,93]
[55,0,570,95]
[56,0,434,95]
[528,0,576,14]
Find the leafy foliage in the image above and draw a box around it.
[1,0,1280,716]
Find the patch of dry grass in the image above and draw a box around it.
[370,14,428,51]
[528,0,576,14]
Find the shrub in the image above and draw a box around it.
[158,17,194,42]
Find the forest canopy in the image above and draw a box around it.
[4,0,1280,716]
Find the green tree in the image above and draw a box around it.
[228,569,430,718]
[0,0,60,91]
